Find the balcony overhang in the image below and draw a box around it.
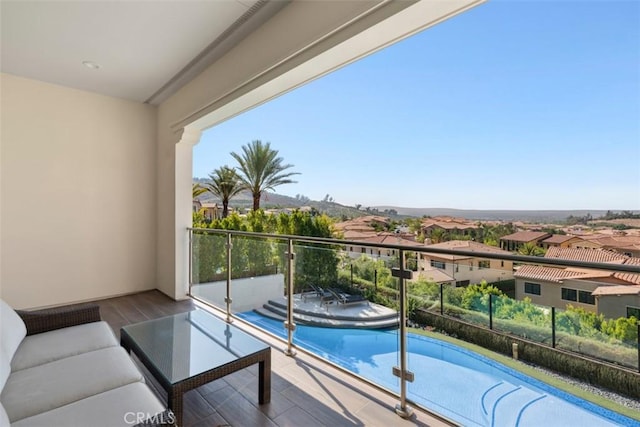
[180,0,487,132]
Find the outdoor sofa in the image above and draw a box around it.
[0,299,172,426]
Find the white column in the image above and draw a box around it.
[174,128,202,300]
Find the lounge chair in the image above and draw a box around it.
[299,284,319,301]
[315,286,337,308]
[328,289,368,306]
[301,284,335,306]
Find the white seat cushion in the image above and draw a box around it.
[0,350,10,394]
[0,300,27,363]
[0,402,9,427]
[11,321,118,371]
[1,346,144,422]
[11,383,166,427]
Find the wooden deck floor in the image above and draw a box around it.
[97,290,451,427]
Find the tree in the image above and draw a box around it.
[192,183,207,199]
[231,140,299,210]
[517,242,545,256]
[205,166,244,218]
[429,228,448,244]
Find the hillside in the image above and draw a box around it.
[195,181,637,223]
[196,188,371,219]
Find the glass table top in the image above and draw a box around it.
[121,308,269,384]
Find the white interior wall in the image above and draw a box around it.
[0,73,157,308]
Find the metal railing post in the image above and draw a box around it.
[637,322,639,373]
[440,283,444,315]
[489,295,493,330]
[188,229,193,294]
[284,238,297,357]
[224,233,233,323]
[552,307,556,348]
[350,264,353,285]
[393,249,413,418]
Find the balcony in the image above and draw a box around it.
[2,1,638,425]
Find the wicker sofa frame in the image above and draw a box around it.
[14,303,175,427]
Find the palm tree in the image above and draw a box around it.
[429,228,448,244]
[231,140,299,211]
[192,183,207,199]
[205,166,244,218]
[518,242,545,256]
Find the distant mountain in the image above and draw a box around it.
[194,179,634,222]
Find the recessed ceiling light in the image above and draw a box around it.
[82,61,101,70]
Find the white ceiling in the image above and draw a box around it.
[0,0,286,105]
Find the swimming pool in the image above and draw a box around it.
[238,311,637,427]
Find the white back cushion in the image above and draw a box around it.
[0,299,27,361]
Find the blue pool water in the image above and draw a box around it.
[238,311,638,427]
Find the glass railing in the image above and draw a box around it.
[188,228,640,419]
[190,230,227,312]
[555,305,638,369]
[491,294,553,346]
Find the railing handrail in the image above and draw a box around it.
[187,227,640,274]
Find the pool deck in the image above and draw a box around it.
[98,290,449,427]
[255,293,399,329]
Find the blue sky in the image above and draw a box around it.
[194,1,640,211]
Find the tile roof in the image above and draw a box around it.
[612,272,640,285]
[426,222,477,230]
[515,262,640,286]
[336,224,377,232]
[592,285,640,296]
[426,240,511,255]
[542,234,579,244]
[613,258,640,284]
[544,247,627,264]
[579,234,640,250]
[500,231,551,242]
[421,217,479,230]
[419,268,455,283]
[514,265,582,283]
[342,230,377,239]
[358,233,421,247]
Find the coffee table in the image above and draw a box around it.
[120,309,271,426]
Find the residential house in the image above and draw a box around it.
[200,203,222,221]
[514,247,640,318]
[420,241,514,287]
[334,215,393,240]
[500,231,551,251]
[592,285,640,319]
[572,234,640,258]
[421,217,479,240]
[540,234,583,249]
[344,232,420,259]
